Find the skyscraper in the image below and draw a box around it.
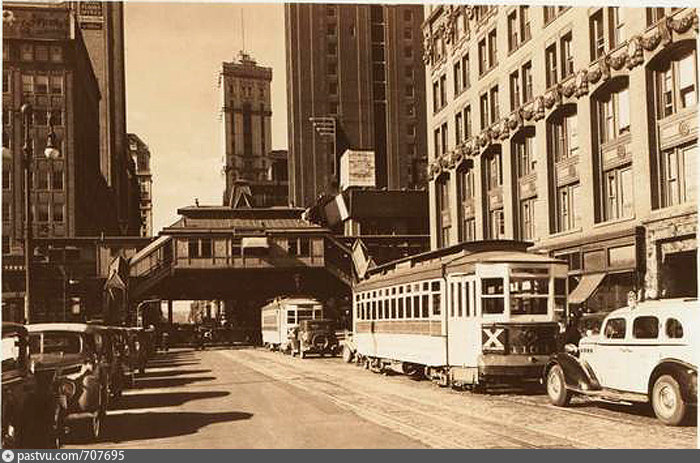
[285,3,428,208]
[72,1,136,234]
[127,133,153,237]
[220,51,283,207]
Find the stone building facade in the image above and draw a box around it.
[423,5,697,311]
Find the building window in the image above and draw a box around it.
[406,104,415,117]
[327,61,337,76]
[655,49,698,120]
[52,202,64,223]
[462,54,470,90]
[519,197,536,240]
[478,38,487,75]
[404,27,412,40]
[557,183,580,232]
[2,202,11,223]
[36,203,49,223]
[464,105,472,139]
[440,122,448,155]
[646,7,665,27]
[489,85,499,124]
[50,110,62,126]
[545,44,558,88]
[522,61,533,103]
[52,164,64,190]
[439,74,447,108]
[660,144,697,208]
[513,133,536,177]
[480,93,489,130]
[597,84,630,144]
[34,109,47,126]
[488,28,498,70]
[520,6,531,43]
[35,165,49,190]
[21,74,33,94]
[433,128,441,156]
[544,6,557,24]
[609,7,624,50]
[590,10,605,60]
[436,175,451,247]
[510,70,521,111]
[455,112,463,145]
[488,208,505,239]
[35,46,48,62]
[49,46,62,63]
[453,59,462,96]
[20,44,33,62]
[560,33,574,79]
[603,165,634,221]
[457,163,476,242]
[485,151,502,191]
[432,81,439,113]
[549,109,579,162]
[508,11,519,53]
[403,9,413,22]
[49,76,63,94]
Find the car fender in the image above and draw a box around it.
[546,353,601,392]
[648,359,697,404]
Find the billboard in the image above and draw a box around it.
[340,149,376,190]
[2,7,71,40]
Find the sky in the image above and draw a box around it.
[123,1,288,233]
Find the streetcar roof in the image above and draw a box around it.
[356,245,564,291]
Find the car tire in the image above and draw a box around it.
[546,364,571,407]
[651,374,687,426]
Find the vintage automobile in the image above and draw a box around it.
[289,319,339,359]
[109,327,135,390]
[2,323,59,448]
[27,323,109,440]
[89,325,127,400]
[545,298,698,425]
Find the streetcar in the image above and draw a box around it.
[352,241,568,387]
[260,297,324,351]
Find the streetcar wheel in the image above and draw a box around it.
[546,365,571,407]
[652,375,687,426]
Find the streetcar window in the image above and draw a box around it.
[414,283,420,292]
[422,295,429,317]
[298,309,313,320]
[391,298,397,319]
[378,300,383,320]
[398,298,404,318]
[465,282,470,317]
[413,295,420,318]
[423,282,429,291]
[431,281,440,292]
[482,298,504,314]
[457,282,463,317]
[406,285,411,293]
[287,311,296,324]
[314,309,322,319]
[482,278,504,295]
[406,297,412,319]
[554,278,567,295]
[510,277,549,315]
[399,286,404,294]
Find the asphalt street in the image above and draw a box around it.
[64,347,697,449]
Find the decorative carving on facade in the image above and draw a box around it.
[669,10,697,34]
[532,96,545,121]
[422,30,434,65]
[608,48,628,71]
[508,111,521,130]
[575,69,589,97]
[543,86,560,109]
[626,36,644,69]
[561,77,577,98]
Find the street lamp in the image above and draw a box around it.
[19,103,61,324]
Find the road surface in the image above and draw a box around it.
[65,347,697,449]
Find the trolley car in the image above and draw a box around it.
[261,297,324,351]
[353,241,568,387]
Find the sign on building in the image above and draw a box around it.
[2,7,70,40]
[340,149,376,190]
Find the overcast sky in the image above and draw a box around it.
[124,1,288,234]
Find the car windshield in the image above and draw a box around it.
[31,332,82,354]
[304,321,332,330]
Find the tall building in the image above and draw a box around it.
[423,5,697,311]
[285,3,428,208]
[72,1,136,235]
[2,2,119,319]
[127,133,153,237]
[220,51,283,208]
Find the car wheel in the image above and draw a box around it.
[342,345,354,363]
[546,365,571,407]
[652,374,687,426]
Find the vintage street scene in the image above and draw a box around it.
[1,1,698,450]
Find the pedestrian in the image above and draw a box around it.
[162,330,170,352]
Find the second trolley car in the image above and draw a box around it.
[261,297,324,351]
[353,241,568,386]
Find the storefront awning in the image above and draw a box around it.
[241,237,269,249]
[568,273,606,305]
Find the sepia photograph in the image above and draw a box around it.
[1,0,698,451]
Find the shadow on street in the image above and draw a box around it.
[113,391,230,411]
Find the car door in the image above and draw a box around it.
[586,315,629,391]
[623,315,662,393]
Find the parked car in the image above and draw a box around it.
[27,323,109,440]
[544,298,698,425]
[110,327,135,390]
[289,319,339,359]
[2,323,60,448]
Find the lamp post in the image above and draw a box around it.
[19,103,61,324]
